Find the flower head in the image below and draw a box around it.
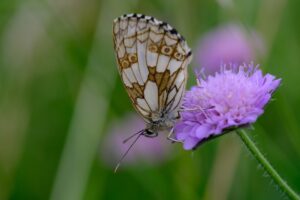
[175,63,281,150]
[101,114,172,167]
[196,24,265,75]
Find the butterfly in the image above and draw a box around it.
[112,13,192,170]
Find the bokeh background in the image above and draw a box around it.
[0,0,299,199]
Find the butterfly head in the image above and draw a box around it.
[145,113,176,137]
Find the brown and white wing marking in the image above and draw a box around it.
[113,13,192,122]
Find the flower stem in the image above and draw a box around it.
[236,129,300,200]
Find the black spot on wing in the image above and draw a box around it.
[159,21,168,28]
[138,14,145,19]
[170,28,178,35]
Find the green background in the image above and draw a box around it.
[0,0,299,199]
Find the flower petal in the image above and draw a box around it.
[195,125,210,139]
[183,137,199,150]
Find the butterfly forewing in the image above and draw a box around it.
[113,13,192,123]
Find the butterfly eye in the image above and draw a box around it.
[148,44,158,52]
[121,60,130,68]
[128,54,138,63]
[161,46,173,55]
[174,52,184,61]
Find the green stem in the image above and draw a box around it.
[236,129,300,200]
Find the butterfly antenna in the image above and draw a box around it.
[114,131,144,173]
[122,129,144,144]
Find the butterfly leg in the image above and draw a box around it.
[167,128,182,143]
[179,106,212,120]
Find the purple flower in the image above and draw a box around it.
[101,114,172,168]
[196,24,265,75]
[175,63,281,150]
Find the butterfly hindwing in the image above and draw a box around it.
[113,13,192,122]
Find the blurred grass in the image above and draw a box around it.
[0,0,299,200]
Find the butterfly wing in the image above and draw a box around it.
[113,13,192,123]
